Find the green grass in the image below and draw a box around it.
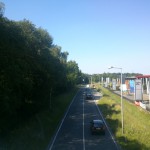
[96,85,150,150]
[2,88,78,150]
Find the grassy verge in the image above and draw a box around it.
[2,88,78,150]
[96,85,150,150]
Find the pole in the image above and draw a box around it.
[108,66,124,135]
[121,68,124,134]
[149,78,150,107]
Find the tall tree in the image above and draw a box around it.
[60,51,69,63]
[0,16,81,133]
[0,2,5,17]
[66,61,80,88]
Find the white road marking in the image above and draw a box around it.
[48,90,80,150]
[83,93,85,150]
[94,99,120,150]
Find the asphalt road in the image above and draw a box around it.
[48,88,120,150]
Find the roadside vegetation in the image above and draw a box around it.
[0,4,83,149]
[1,88,77,150]
[1,3,148,149]
[96,85,150,150]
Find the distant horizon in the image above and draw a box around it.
[85,72,144,75]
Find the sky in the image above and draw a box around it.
[1,0,150,74]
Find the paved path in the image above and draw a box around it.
[114,91,149,100]
[48,88,120,150]
[113,90,150,110]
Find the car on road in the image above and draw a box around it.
[86,93,93,100]
[90,119,105,135]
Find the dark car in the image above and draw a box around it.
[90,119,105,135]
[86,93,93,100]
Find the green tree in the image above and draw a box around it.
[66,61,80,88]
[0,2,5,17]
[0,16,81,133]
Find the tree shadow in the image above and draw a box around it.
[103,94,110,97]
[118,136,150,150]
[97,103,150,150]
[98,103,120,116]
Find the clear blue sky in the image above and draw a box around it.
[2,0,150,74]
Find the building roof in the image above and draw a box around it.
[136,75,150,78]
[125,77,136,80]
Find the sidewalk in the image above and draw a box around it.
[114,91,149,100]
[113,90,150,111]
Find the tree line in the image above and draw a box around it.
[89,73,143,83]
[0,3,142,133]
[0,8,83,132]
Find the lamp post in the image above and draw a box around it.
[108,66,124,134]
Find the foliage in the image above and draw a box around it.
[0,2,5,17]
[66,61,80,88]
[91,73,142,83]
[0,88,77,150]
[96,85,150,150]
[0,16,82,134]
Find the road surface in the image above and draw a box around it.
[48,88,120,150]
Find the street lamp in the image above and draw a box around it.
[108,66,124,134]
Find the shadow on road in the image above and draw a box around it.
[97,103,150,150]
[118,136,149,150]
